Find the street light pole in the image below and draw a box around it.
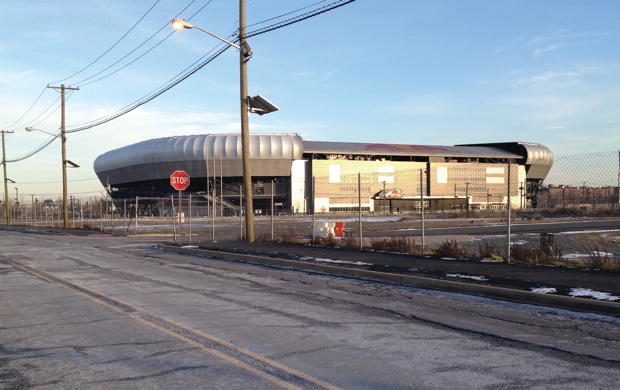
[239,0,255,242]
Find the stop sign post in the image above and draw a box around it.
[170,171,190,244]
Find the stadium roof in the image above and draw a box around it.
[302,140,522,159]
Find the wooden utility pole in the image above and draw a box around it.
[47,84,79,229]
[1,130,14,225]
[239,0,255,242]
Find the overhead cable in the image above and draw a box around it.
[246,0,356,38]
[79,0,214,87]
[1,87,48,131]
[6,133,60,163]
[74,0,203,87]
[51,0,162,84]
[246,0,330,28]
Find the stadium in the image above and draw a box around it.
[93,134,553,214]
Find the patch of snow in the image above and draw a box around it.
[304,257,371,266]
[440,257,457,261]
[563,251,613,260]
[480,258,503,263]
[569,288,620,302]
[556,229,620,235]
[531,287,557,294]
[563,253,587,260]
[512,240,527,245]
[593,250,614,257]
[445,273,489,282]
[181,245,198,249]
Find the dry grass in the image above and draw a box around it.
[510,244,563,265]
[477,241,503,261]
[434,240,470,259]
[370,237,420,255]
[583,246,620,271]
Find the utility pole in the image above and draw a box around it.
[1,130,14,224]
[47,84,79,229]
[239,0,255,242]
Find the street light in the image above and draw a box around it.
[25,126,78,229]
[172,3,270,243]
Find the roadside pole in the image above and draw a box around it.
[178,190,183,245]
[171,195,177,241]
[212,188,216,241]
[420,169,425,257]
[358,172,362,251]
[271,180,274,241]
[312,176,316,244]
[507,161,512,263]
[189,193,192,243]
[135,196,139,235]
[239,184,243,240]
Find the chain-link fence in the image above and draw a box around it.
[541,150,620,209]
[2,151,619,261]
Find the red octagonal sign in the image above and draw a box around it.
[170,170,190,191]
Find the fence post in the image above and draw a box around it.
[312,176,316,244]
[420,168,425,257]
[212,188,216,242]
[507,161,512,263]
[171,195,177,241]
[135,196,139,235]
[358,172,362,251]
[239,184,243,240]
[189,193,192,243]
[271,180,274,241]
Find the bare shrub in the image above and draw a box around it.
[477,241,501,260]
[583,247,620,272]
[510,244,563,265]
[318,234,338,248]
[434,240,470,259]
[370,237,419,255]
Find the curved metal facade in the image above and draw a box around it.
[94,133,303,186]
[519,142,554,180]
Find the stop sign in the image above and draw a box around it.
[170,170,190,191]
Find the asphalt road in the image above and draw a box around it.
[1,230,620,389]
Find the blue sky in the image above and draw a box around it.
[1,0,619,197]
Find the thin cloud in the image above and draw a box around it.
[533,43,564,56]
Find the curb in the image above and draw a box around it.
[160,244,620,318]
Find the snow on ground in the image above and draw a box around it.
[440,257,457,261]
[569,288,620,301]
[300,256,371,266]
[556,229,620,235]
[531,287,557,294]
[445,273,489,282]
[563,251,614,260]
[480,258,503,263]
[512,240,527,245]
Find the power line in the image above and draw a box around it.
[69,0,355,131]
[246,0,356,38]
[51,0,162,84]
[5,133,59,163]
[79,0,214,87]
[14,178,99,185]
[7,0,355,160]
[73,0,201,87]
[1,87,48,131]
[246,0,330,28]
[67,44,231,133]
